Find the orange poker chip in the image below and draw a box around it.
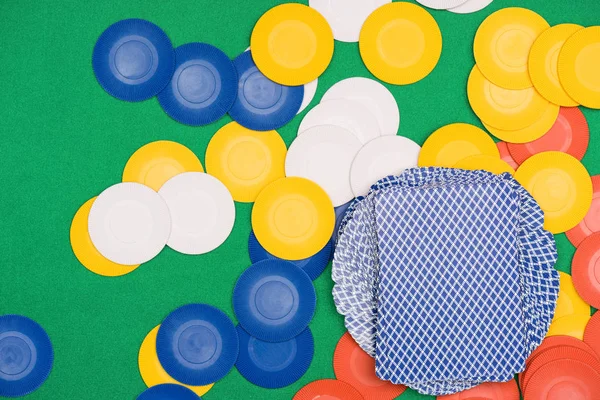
[583,312,600,359]
[496,142,519,170]
[333,333,406,400]
[521,346,600,393]
[524,358,600,400]
[436,379,519,400]
[293,379,364,400]
[566,176,600,247]
[572,232,600,309]
[507,107,589,165]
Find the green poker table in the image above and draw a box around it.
[1,0,598,399]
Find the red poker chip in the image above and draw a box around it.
[572,232,600,309]
[435,380,519,400]
[334,333,406,400]
[524,358,600,400]
[521,346,600,393]
[567,176,600,247]
[583,312,600,359]
[507,107,589,165]
[496,141,519,170]
[293,379,364,400]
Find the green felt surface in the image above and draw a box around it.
[0,0,598,398]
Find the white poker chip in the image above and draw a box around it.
[448,0,494,14]
[298,98,381,144]
[309,0,391,43]
[286,125,362,206]
[88,182,172,265]
[415,0,469,9]
[158,172,235,255]
[350,136,421,197]
[298,79,318,114]
[321,77,399,136]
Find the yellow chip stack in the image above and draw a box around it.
[546,272,591,340]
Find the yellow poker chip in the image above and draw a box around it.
[453,155,515,175]
[418,123,499,168]
[558,26,600,109]
[138,325,213,396]
[359,2,442,85]
[205,122,287,203]
[250,3,334,86]
[474,7,549,90]
[467,65,550,131]
[70,197,140,277]
[553,271,590,320]
[123,141,204,191]
[546,314,591,340]
[252,177,335,260]
[529,24,583,107]
[514,151,593,234]
[483,102,559,144]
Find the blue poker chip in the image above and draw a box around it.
[228,51,303,131]
[155,304,238,386]
[92,19,175,102]
[235,325,313,389]
[137,384,200,400]
[248,231,332,281]
[158,43,237,126]
[0,315,54,398]
[333,201,352,244]
[233,259,316,342]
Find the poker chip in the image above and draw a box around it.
[92,19,175,102]
[496,142,519,170]
[229,51,303,131]
[436,380,519,400]
[415,0,469,9]
[447,0,494,14]
[286,125,363,206]
[553,272,590,320]
[567,176,600,247]
[122,141,204,192]
[523,359,600,400]
[453,155,515,175]
[350,136,421,197]
[157,43,237,126]
[137,384,200,400]
[293,379,365,400]
[250,3,334,85]
[155,304,238,386]
[235,325,314,388]
[0,315,53,398]
[333,202,352,243]
[359,2,442,85]
[248,231,332,281]
[309,0,390,43]
[558,26,600,109]
[507,107,590,165]
[483,102,559,144]
[467,66,550,131]
[252,177,335,260]
[333,332,406,400]
[138,325,213,397]
[321,77,400,136]
[298,79,318,114]
[583,312,600,359]
[572,233,600,309]
[88,182,172,265]
[418,123,499,168]
[232,259,316,342]
[70,197,140,277]
[158,172,235,255]
[529,24,583,107]
[298,99,381,144]
[474,8,549,90]
[205,122,286,203]
[514,151,592,234]
[546,314,591,340]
